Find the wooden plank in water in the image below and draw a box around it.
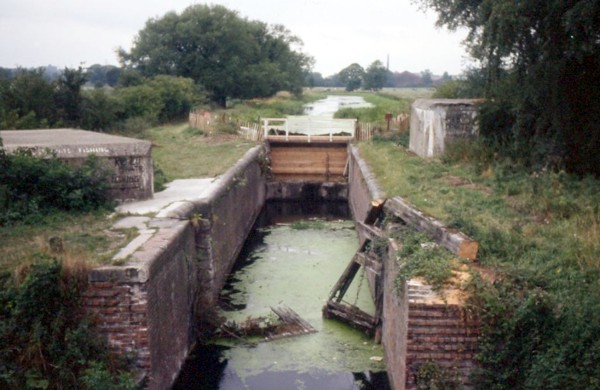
[268,306,317,341]
[323,301,377,335]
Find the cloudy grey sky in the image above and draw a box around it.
[0,0,471,76]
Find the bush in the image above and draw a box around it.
[0,147,112,225]
[0,257,134,388]
[394,227,455,292]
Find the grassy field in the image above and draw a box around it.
[147,123,257,181]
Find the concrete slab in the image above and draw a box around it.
[0,128,154,202]
[0,129,151,157]
[116,178,221,215]
[110,177,221,260]
[112,216,152,230]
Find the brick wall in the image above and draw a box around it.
[82,146,268,389]
[405,303,479,389]
[83,281,150,370]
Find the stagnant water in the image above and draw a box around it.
[174,202,390,389]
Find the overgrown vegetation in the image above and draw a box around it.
[0,146,138,388]
[418,0,600,175]
[415,361,460,390]
[360,138,600,388]
[0,68,202,133]
[0,146,112,226]
[0,257,135,389]
[393,228,456,292]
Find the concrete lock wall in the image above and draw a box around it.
[409,99,482,158]
[83,145,268,389]
[0,129,154,202]
[347,147,479,389]
[82,141,479,389]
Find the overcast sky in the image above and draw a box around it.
[0,0,472,77]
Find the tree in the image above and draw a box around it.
[416,0,600,174]
[147,75,199,121]
[120,5,312,107]
[363,60,389,90]
[420,69,433,87]
[338,63,364,91]
[1,68,55,129]
[86,64,121,88]
[54,67,87,126]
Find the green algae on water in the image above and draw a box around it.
[216,219,386,380]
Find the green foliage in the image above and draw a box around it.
[471,271,600,389]
[363,60,389,91]
[120,4,312,107]
[415,361,460,390]
[290,219,327,230]
[0,258,134,388]
[360,140,600,388]
[114,84,162,125]
[54,67,87,126]
[147,75,200,122]
[394,228,455,291]
[86,64,121,88]
[418,0,600,175]
[80,89,118,131]
[337,63,365,91]
[0,69,55,129]
[0,149,111,225]
[441,139,494,174]
[153,162,168,192]
[1,67,202,133]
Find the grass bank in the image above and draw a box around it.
[359,137,600,388]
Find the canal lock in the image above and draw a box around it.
[173,200,391,389]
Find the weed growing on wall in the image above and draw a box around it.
[393,227,455,292]
[0,256,135,388]
[414,361,460,390]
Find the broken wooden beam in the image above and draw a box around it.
[323,301,377,336]
[328,259,362,302]
[268,306,317,341]
[384,197,479,260]
[354,252,382,275]
[364,198,386,225]
[356,221,385,242]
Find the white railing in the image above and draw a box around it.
[262,116,356,142]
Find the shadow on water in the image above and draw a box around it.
[174,344,390,390]
[173,201,390,390]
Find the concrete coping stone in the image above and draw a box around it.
[89,145,265,283]
[412,99,485,110]
[0,129,152,158]
[89,218,189,284]
[349,145,386,201]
